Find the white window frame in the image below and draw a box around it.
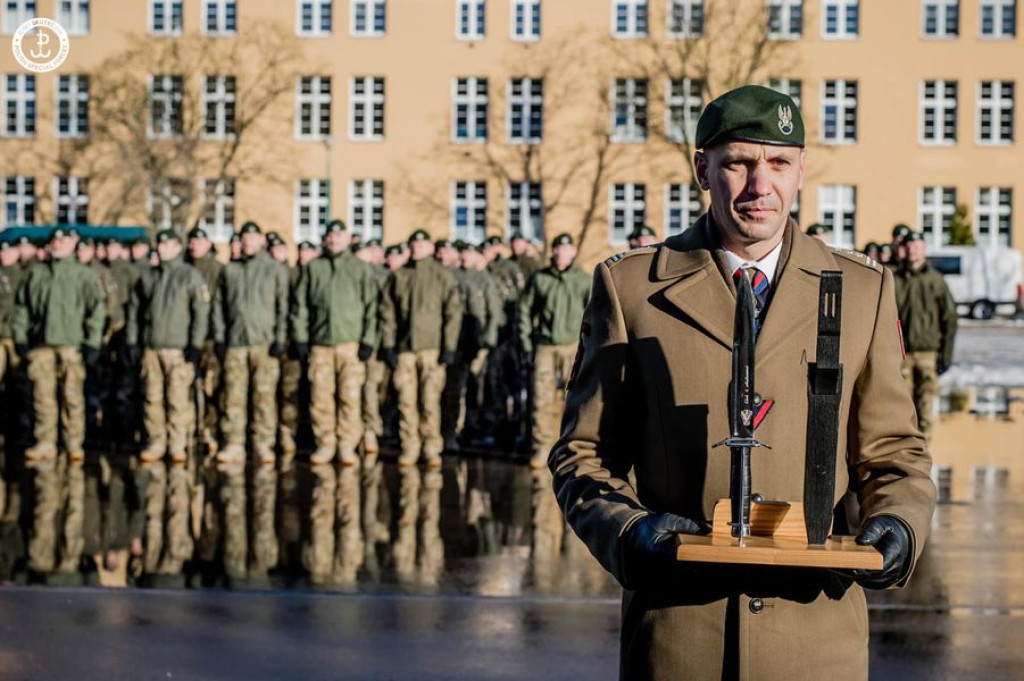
[348,179,385,241]
[452,77,488,143]
[202,75,237,140]
[148,74,183,139]
[56,0,89,36]
[613,0,649,38]
[765,78,803,107]
[510,0,541,41]
[918,186,957,248]
[667,0,704,38]
[609,182,646,244]
[979,0,1017,39]
[202,0,237,36]
[3,176,35,227]
[506,181,543,242]
[665,183,701,237]
[456,0,486,40]
[295,178,330,244]
[820,79,858,145]
[200,178,235,242]
[976,80,1015,146]
[922,0,960,38]
[507,77,543,144]
[3,0,36,35]
[351,0,386,37]
[767,0,803,40]
[148,178,189,232]
[919,80,958,146]
[975,186,1012,247]
[821,0,859,40]
[350,76,385,141]
[296,75,332,141]
[665,77,702,143]
[3,74,36,138]
[817,184,857,249]
[297,0,333,36]
[611,78,648,142]
[54,176,89,225]
[451,181,488,244]
[149,0,183,36]
[55,74,88,139]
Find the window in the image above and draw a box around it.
[667,0,704,37]
[609,183,646,244]
[3,75,36,138]
[611,78,648,142]
[295,179,330,243]
[457,0,486,39]
[452,181,488,243]
[297,76,331,140]
[822,0,858,38]
[203,0,237,35]
[767,0,803,39]
[765,78,802,107]
[298,0,332,35]
[350,76,385,140]
[817,184,857,248]
[975,187,1012,247]
[56,74,88,138]
[348,179,384,241]
[149,75,183,138]
[923,0,959,37]
[351,0,386,36]
[203,75,236,139]
[453,77,488,142]
[920,80,958,145]
[918,186,957,247]
[3,0,35,34]
[3,176,34,226]
[613,0,649,38]
[200,178,235,242]
[56,0,89,35]
[980,0,1016,38]
[55,176,88,225]
[666,78,703,143]
[508,77,543,143]
[507,181,543,241]
[149,178,189,232]
[150,0,183,36]
[977,80,1014,145]
[665,183,701,236]
[820,79,857,144]
[511,0,541,40]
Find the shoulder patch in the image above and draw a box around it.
[828,246,882,273]
[604,246,656,267]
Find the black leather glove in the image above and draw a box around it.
[81,345,101,369]
[183,346,201,366]
[290,342,309,362]
[358,343,373,362]
[623,512,710,582]
[382,348,398,371]
[215,342,227,364]
[14,343,28,361]
[124,344,141,368]
[268,342,285,359]
[439,350,456,366]
[937,360,950,376]
[850,515,913,590]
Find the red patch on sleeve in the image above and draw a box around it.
[897,320,906,360]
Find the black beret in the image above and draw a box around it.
[155,229,181,244]
[240,221,261,235]
[696,85,804,150]
[187,227,209,240]
[324,219,348,234]
[551,233,574,247]
[408,229,431,243]
[892,224,912,239]
[903,231,925,244]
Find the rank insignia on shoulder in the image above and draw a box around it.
[829,247,880,270]
[604,246,655,267]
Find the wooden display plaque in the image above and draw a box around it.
[675,499,884,570]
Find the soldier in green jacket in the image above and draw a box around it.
[12,227,106,577]
[510,233,542,279]
[278,239,320,463]
[894,231,958,441]
[292,220,378,467]
[126,229,209,577]
[186,227,225,457]
[355,238,388,460]
[518,233,591,468]
[380,230,462,468]
[484,236,528,438]
[454,243,501,440]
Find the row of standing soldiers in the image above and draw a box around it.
[0,221,591,584]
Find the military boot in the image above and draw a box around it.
[216,443,245,471]
[338,444,359,468]
[310,445,335,466]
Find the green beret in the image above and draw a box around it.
[76,236,95,249]
[484,236,502,247]
[551,233,574,247]
[187,227,209,240]
[324,219,347,234]
[298,240,318,251]
[879,243,894,256]
[408,229,431,244]
[629,225,656,239]
[51,226,77,240]
[696,85,804,150]
[266,231,284,246]
[229,233,241,244]
[903,231,925,244]
[364,239,382,248]
[435,238,454,249]
[892,223,911,239]
[384,245,403,256]
[0,241,12,251]
[805,223,830,237]
[155,229,180,244]
[240,221,261,235]
[16,236,32,246]
[509,232,528,243]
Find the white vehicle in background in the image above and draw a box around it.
[926,246,1023,320]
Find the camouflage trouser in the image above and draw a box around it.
[26,346,86,457]
[279,353,303,456]
[392,466,444,586]
[200,340,221,449]
[222,346,279,460]
[135,459,193,574]
[457,349,489,435]
[902,350,939,441]
[361,357,386,452]
[440,358,462,444]
[141,348,194,459]
[531,344,577,462]
[394,350,446,462]
[309,343,365,459]
[307,463,362,585]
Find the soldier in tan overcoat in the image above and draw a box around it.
[551,86,936,680]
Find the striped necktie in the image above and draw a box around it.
[734,266,771,336]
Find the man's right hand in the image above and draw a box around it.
[623,513,710,581]
[290,342,309,363]
[215,342,227,364]
[14,344,28,361]
[382,347,398,370]
[124,345,141,368]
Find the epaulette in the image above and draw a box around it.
[828,246,882,273]
[604,246,656,267]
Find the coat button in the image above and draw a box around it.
[749,598,764,614]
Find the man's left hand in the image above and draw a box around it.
[81,345,101,369]
[851,515,913,590]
